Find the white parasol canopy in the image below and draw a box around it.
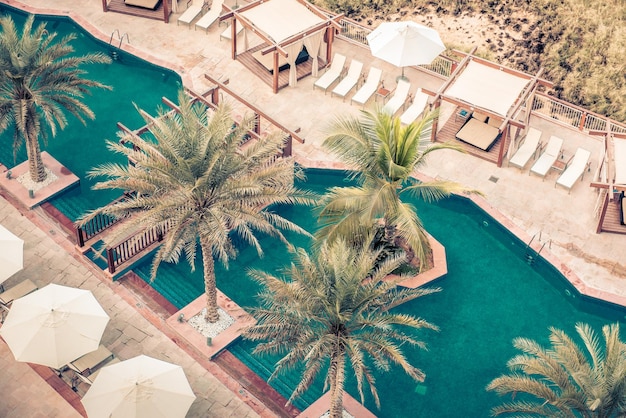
[82,354,196,418]
[0,283,110,369]
[366,21,445,78]
[0,224,24,286]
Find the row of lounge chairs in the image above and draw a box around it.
[314,54,430,124]
[509,128,591,192]
[177,0,224,32]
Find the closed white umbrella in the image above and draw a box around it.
[0,283,110,369]
[82,355,196,418]
[366,21,445,80]
[0,224,24,286]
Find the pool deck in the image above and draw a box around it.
[0,0,625,417]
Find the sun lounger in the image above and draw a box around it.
[68,344,114,375]
[530,135,564,179]
[331,59,363,100]
[177,0,207,27]
[351,67,382,106]
[195,0,224,32]
[555,147,591,192]
[72,357,120,390]
[400,88,429,125]
[0,279,37,307]
[509,127,543,170]
[313,53,346,93]
[382,79,411,116]
[219,23,244,41]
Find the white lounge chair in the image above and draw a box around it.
[178,0,206,27]
[331,59,363,100]
[530,135,564,179]
[556,148,591,192]
[219,23,244,41]
[313,53,346,93]
[195,0,224,32]
[351,67,382,106]
[509,127,543,170]
[382,79,411,116]
[400,88,429,125]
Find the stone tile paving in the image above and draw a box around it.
[0,340,82,418]
[0,196,260,418]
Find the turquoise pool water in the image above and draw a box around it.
[131,168,626,417]
[0,5,181,220]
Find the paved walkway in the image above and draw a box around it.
[0,0,625,416]
[0,197,261,417]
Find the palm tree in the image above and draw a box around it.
[79,92,314,322]
[244,237,440,418]
[0,15,111,182]
[487,323,626,417]
[318,109,475,272]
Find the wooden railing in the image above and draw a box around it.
[75,194,130,247]
[531,92,626,134]
[106,226,164,274]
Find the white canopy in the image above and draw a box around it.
[614,138,626,185]
[240,0,324,44]
[445,60,531,117]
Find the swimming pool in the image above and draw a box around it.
[0,4,181,220]
[131,168,626,417]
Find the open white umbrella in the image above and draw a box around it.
[0,283,109,369]
[366,21,445,80]
[0,224,24,287]
[82,355,196,418]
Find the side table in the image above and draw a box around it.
[376,87,391,103]
[455,109,470,123]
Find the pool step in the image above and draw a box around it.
[85,240,110,271]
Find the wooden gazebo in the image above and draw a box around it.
[101,0,173,23]
[220,0,342,93]
[431,51,551,167]
[590,131,626,234]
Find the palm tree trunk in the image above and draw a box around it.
[26,132,46,182]
[328,352,346,418]
[200,236,220,323]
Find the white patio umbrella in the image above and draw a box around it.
[0,224,24,287]
[82,355,196,418]
[366,21,445,80]
[0,283,110,369]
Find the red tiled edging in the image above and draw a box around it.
[297,391,377,418]
[0,152,79,209]
[166,289,256,359]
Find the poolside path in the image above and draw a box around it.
[0,195,262,417]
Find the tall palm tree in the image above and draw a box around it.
[79,92,314,322]
[319,109,475,271]
[487,323,626,417]
[0,15,111,182]
[244,237,440,418]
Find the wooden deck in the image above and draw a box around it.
[237,44,326,92]
[599,194,626,235]
[435,109,509,165]
[104,0,172,22]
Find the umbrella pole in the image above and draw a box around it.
[396,66,409,82]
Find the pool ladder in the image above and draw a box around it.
[524,232,551,265]
[109,30,130,60]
